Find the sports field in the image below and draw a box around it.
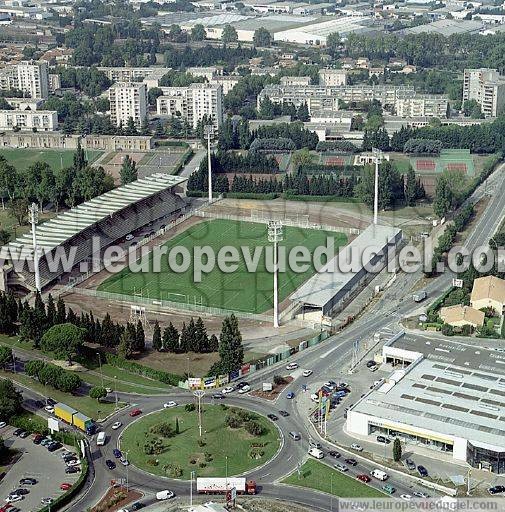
[0,148,102,171]
[98,219,347,313]
[410,149,475,176]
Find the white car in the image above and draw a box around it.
[111,421,122,430]
[44,405,54,413]
[156,490,175,500]
[400,494,412,501]
[302,369,313,377]
[238,385,251,394]
[163,401,177,408]
[120,457,130,466]
[0,421,6,428]
[41,497,54,505]
[125,234,134,241]
[66,460,80,467]
[105,387,113,393]
[6,495,23,503]
[351,443,363,452]
[286,362,299,370]
[222,386,234,394]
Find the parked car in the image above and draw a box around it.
[6,496,23,503]
[120,458,129,466]
[286,363,298,370]
[344,458,358,466]
[376,435,390,444]
[66,460,80,467]
[366,360,377,368]
[302,370,313,377]
[19,478,36,486]
[0,422,6,429]
[163,401,177,408]
[105,459,116,470]
[357,474,371,483]
[350,444,363,452]
[288,432,301,441]
[19,431,29,439]
[44,406,54,414]
[60,483,72,491]
[237,385,251,394]
[286,392,295,399]
[334,464,348,472]
[32,434,43,444]
[65,467,79,474]
[404,459,416,471]
[382,484,396,494]
[400,494,412,501]
[413,491,430,498]
[46,399,57,406]
[267,414,278,421]
[329,451,341,458]
[279,410,289,417]
[48,442,62,452]
[112,422,122,430]
[129,409,142,417]
[125,234,134,241]
[417,465,428,477]
[488,486,505,495]
[113,448,122,459]
[11,490,28,496]
[235,382,249,390]
[156,490,174,500]
[131,503,145,510]
[222,386,234,394]
[40,498,53,505]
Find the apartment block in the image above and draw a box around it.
[463,68,505,118]
[208,75,240,95]
[395,95,449,118]
[318,68,348,86]
[0,110,57,131]
[157,83,223,130]
[0,60,49,99]
[98,67,170,89]
[108,82,148,128]
[280,76,312,86]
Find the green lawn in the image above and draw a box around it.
[282,459,386,498]
[0,370,120,420]
[121,405,280,479]
[0,148,102,171]
[98,219,347,313]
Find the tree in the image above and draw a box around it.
[152,320,162,351]
[148,87,163,106]
[433,174,455,218]
[73,139,87,172]
[218,314,243,373]
[191,24,206,41]
[56,296,66,324]
[175,416,180,434]
[209,334,219,352]
[0,380,23,421]
[393,438,402,462]
[296,102,310,122]
[222,25,238,43]
[0,346,12,369]
[41,323,85,364]
[179,322,191,353]
[135,320,145,352]
[292,148,313,170]
[89,386,107,401]
[46,294,56,327]
[253,27,271,47]
[8,198,29,226]
[404,166,418,206]
[162,322,179,352]
[118,324,135,359]
[326,32,340,56]
[194,317,209,353]
[120,154,138,185]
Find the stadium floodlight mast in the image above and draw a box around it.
[372,148,384,225]
[204,124,214,203]
[28,202,41,292]
[268,220,283,328]
[193,390,205,437]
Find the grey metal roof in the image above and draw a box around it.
[289,224,401,308]
[1,173,186,260]
[352,357,505,451]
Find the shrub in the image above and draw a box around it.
[245,420,265,436]
[185,403,196,412]
[164,463,183,478]
[225,415,241,429]
[150,422,176,438]
[273,375,287,385]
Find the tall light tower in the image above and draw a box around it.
[268,220,283,328]
[372,148,384,225]
[28,202,41,292]
[204,124,214,204]
[193,390,205,437]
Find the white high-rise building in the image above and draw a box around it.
[156,83,223,131]
[17,61,49,99]
[463,68,505,118]
[108,82,148,128]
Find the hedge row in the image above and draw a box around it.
[282,193,360,203]
[173,148,194,175]
[103,353,181,386]
[186,191,279,200]
[155,140,189,148]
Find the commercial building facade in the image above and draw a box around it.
[463,68,505,118]
[108,82,148,128]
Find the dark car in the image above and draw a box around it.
[65,466,79,474]
[47,398,57,406]
[404,458,416,471]
[129,409,142,417]
[235,382,249,389]
[19,478,37,486]
[488,486,505,495]
[33,434,43,444]
[212,393,225,399]
[13,489,29,496]
[417,465,428,477]
[366,360,377,368]
[267,414,278,421]
[113,448,122,459]
[344,458,358,466]
[131,503,145,510]
[329,451,341,458]
[106,459,116,470]
[13,429,23,437]
[376,435,390,444]
[279,410,290,417]
[48,442,62,452]
[19,431,29,439]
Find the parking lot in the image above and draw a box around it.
[0,426,81,511]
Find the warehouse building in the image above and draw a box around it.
[347,335,505,473]
[289,224,402,319]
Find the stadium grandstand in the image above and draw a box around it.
[0,173,186,292]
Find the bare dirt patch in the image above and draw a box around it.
[91,485,142,512]
[250,376,293,400]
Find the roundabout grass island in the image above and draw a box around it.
[120,404,280,479]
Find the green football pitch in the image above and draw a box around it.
[98,219,347,314]
[0,148,103,171]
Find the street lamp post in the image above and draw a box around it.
[204,125,214,204]
[268,221,283,328]
[193,390,205,437]
[190,470,195,506]
[96,352,104,388]
[125,450,130,493]
[372,148,384,225]
[28,202,41,292]
[114,375,118,410]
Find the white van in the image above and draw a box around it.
[156,490,175,500]
[96,432,106,446]
[370,469,388,481]
[308,447,324,459]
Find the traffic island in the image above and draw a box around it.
[120,405,280,479]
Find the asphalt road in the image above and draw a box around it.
[12,162,505,511]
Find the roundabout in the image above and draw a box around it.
[119,404,281,480]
